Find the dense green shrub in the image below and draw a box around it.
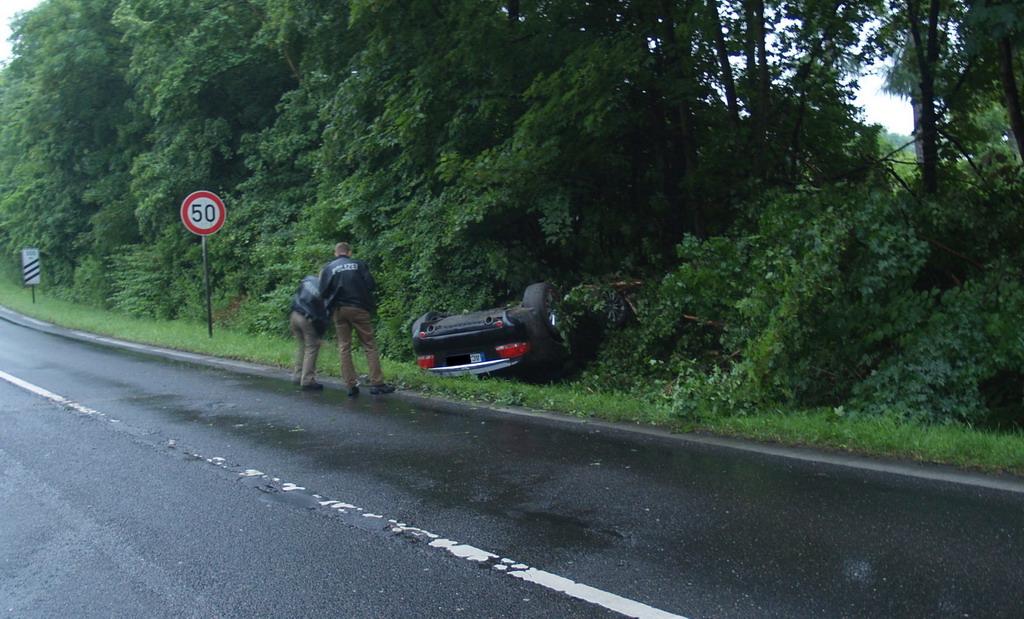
[107,236,207,321]
[665,184,1024,427]
[108,244,173,318]
[851,271,1024,426]
[560,234,754,397]
[71,255,115,309]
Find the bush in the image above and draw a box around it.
[561,238,751,397]
[71,255,114,309]
[108,238,204,321]
[663,183,1024,427]
[109,244,175,318]
[851,271,1024,426]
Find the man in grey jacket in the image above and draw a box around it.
[290,275,327,390]
[319,242,395,396]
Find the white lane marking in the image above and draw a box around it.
[0,370,689,619]
[509,568,686,619]
[0,369,107,419]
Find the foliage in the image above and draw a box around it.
[850,271,1024,425]
[667,184,1024,428]
[0,0,1022,430]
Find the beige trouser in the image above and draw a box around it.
[289,311,321,386]
[332,306,384,387]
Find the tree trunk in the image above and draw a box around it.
[659,0,699,176]
[913,96,925,163]
[997,37,1024,160]
[752,0,770,180]
[657,0,703,237]
[709,0,739,128]
[908,0,940,194]
[507,0,519,22]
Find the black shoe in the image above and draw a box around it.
[347,386,360,397]
[370,384,395,395]
[300,382,324,391]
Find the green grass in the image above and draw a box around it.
[697,409,1024,474]
[2,278,1022,476]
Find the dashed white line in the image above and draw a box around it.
[0,369,689,619]
[0,369,107,419]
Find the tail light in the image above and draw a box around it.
[495,342,530,359]
[417,355,436,369]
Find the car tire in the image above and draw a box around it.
[518,283,566,380]
[522,282,560,341]
[603,289,630,327]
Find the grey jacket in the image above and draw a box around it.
[291,275,328,336]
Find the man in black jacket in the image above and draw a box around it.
[290,274,328,390]
[319,242,395,396]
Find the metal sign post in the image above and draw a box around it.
[180,191,226,337]
[21,248,40,303]
[202,236,212,337]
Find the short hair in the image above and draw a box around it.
[335,242,350,255]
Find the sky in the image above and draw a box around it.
[1,0,39,64]
[1,0,914,135]
[855,72,914,135]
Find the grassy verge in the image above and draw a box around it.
[2,279,1021,476]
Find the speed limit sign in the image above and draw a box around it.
[180,190,226,236]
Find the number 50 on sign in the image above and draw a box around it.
[180,190,226,236]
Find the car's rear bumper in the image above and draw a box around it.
[425,357,521,376]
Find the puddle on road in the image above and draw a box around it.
[147,373,679,552]
[155,371,1024,597]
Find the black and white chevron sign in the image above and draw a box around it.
[21,248,40,286]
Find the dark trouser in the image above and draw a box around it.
[289,311,321,386]
[332,306,384,387]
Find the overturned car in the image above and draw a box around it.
[411,283,564,379]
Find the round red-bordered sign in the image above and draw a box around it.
[180,191,226,236]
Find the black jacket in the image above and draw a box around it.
[291,275,328,336]
[319,255,376,312]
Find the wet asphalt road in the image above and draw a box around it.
[1,308,1023,618]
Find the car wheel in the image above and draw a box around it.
[603,289,630,327]
[522,282,560,340]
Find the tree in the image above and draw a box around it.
[965,0,1024,159]
[0,0,135,291]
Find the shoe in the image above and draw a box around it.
[347,386,360,397]
[370,384,395,395]
[300,382,324,391]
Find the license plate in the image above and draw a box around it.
[447,352,484,366]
